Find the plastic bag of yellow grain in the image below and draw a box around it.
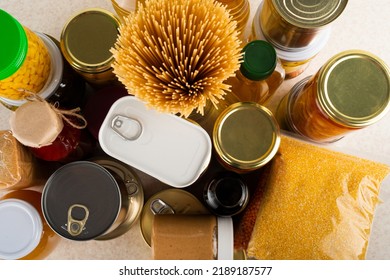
[244,134,390,260]
[0,130,42,190]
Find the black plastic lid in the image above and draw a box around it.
[42,161,121,240]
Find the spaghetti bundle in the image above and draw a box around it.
[111,0,242,116]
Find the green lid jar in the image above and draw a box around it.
[0,9,51,100]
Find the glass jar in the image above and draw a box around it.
[60,9,120,87]
[277,50,390,143]
[0,190,60,260]
[216,0,250,42]
[203,171,249,217]
[41,160,143,241]
[213,102,280,173]
[0,10,51,101]
[259,0,347,50]
[251,2,331,79]
[151,214,233,260]
[225,40,284,105]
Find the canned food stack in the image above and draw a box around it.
[251,0,348,79]
[1,0,390,262]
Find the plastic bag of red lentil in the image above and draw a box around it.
[235,133,390,260]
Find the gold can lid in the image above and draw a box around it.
[272,0,348,28]
[60,8,120,73]
[213,102,280,171]
[317,50,390,127]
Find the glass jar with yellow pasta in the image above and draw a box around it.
[0,10,51,101]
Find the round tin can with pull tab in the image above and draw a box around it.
[41,160,143,241]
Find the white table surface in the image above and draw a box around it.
[0,0,389,260]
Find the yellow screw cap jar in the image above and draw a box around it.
[277,50,390,142]
[0,9,51,100]
[213,102,280,173]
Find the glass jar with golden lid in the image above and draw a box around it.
[277,50,390,143]
[213,102,280,173]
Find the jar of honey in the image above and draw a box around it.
[258,0,347,50]
[0,10,52,103]
[60,9,120,87]
[0,190,60,260]
[213,102,280,173]
[151,214,233,260]
[277,50,390,143]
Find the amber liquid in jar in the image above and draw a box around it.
[288,75,358,142]
[0,190,60,260]
[217,0,250,41]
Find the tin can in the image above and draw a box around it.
[60,9,120,87]
[41,160,143,241]
[251,2,330,79]
[259,0,347,50]
[213,102,280,173]
[140,188,209,247]
[277,50,390,143]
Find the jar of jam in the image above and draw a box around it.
[277,50,390,143]
[225,40,285,105]
[151,214,233,260]
[9,97,94,162]
[0,190,60,260]
[60,9,120,87]
[258,0,347,50]
[0,10,51,101]
[213,102,280,173]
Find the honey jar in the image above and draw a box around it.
[60,9,120,87]
[213,102,280,173]
[0,10,51,102]
[277,50,390,143]
[0,190,60,260]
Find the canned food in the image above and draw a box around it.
[41,160,143,240]
[213,102,280,173]
[251,2,330,79]
[0,10,51,100]
[259,0,347,50]
[140,188,209,246]
[99,96,212,188]
[60,9,120,86]
[151,214,233,260]
[277,50,390,142]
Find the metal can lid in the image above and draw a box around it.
[0,199,42,260]
[60,8,120,73]
[213,102,280,171]
[0,10,28,80]
[272,0,348,28]
[42,161,121,240]
[140,189,209,246]
[317,50,390,127]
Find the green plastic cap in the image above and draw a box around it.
[0,9,28,80]
[240,40,277,81]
